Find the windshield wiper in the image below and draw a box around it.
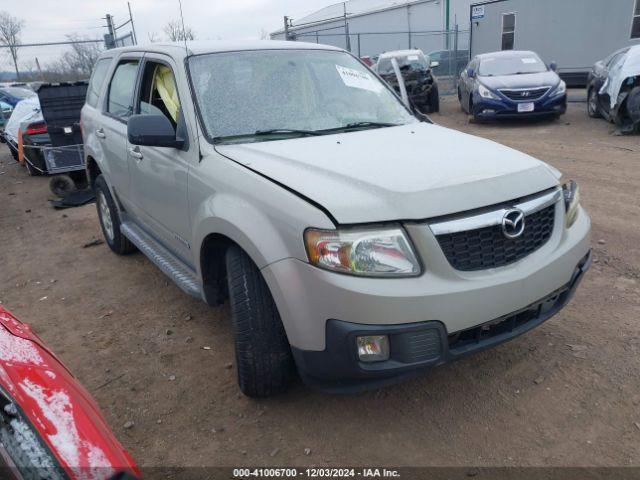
[213,124,401,144]
[254,128,323,137]
[213,128,323,144]
[321,121,402,133]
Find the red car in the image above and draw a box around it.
[0,306,139,480]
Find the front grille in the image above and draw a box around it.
[436,204,556,271]
[499,87,550,101]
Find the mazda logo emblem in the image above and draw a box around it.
[502,209,526,239]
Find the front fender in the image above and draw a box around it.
[192,190,333,280]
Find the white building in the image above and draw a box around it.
[470,0,640,85]
[271,0,475,58]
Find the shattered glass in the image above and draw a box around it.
[188,50,415,142]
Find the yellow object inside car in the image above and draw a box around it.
[153,65,180,122]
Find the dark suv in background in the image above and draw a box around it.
[375,49,440,113]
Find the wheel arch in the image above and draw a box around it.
[199,232,236,306]
[86,155,101,190]
[195,202,303,306]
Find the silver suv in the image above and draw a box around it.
[81,41,591,397]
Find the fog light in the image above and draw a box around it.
[483,109,496,114]
[356,335,390,363]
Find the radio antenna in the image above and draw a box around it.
[177,0,189,54]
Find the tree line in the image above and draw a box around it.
[0,11,197,83]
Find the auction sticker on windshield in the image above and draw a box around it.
[336,65,382,93]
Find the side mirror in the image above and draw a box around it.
[467,68,475,78]
[127,114,184,149]
[549,61,558,72]
[430,60,440,68]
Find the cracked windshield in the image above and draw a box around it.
[188,49,416,143]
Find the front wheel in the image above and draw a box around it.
[587,88,602,118]
[94,175,136,255]
[225,245,295,398]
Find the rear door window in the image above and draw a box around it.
[106,59,140,120]
[86,58,112,107]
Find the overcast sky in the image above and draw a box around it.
[1,0,333,70]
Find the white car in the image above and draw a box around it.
[81,41,591,397]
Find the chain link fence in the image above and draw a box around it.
[290,28,470,95]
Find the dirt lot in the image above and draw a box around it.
[0,97,639,469]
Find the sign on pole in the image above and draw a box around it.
[472,5,485,20]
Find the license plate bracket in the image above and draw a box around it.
[518,102,535,113]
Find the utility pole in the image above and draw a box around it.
[128,2,138,45]
[35,57,44,81]
[343,2,351,52]
[104,14,116,49]
[445,0,451,49]
[284,16,290,40]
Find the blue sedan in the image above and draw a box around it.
[458,50,567,121]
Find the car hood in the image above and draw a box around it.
[215,123,560,224]
[479,71,560,90]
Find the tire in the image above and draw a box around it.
[429,84,440,113]
[49,174,76,198]
[587,88,602,118]
[0,409,66,480]
[225,245,295,398]
[94,175,136,255]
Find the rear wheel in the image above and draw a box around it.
[225,245,295,398]
[587,88,602,118]
[94,175,136,255]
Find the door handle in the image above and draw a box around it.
[95,128,106,139]
[128,147,143,161]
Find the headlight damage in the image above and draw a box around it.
[304,226,421,277]
[563,180,580,227]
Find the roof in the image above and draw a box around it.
[101,40,342,60]
[272,0,433,34]
[476,50,537,60]
[296,0,427,25]
[379,49,426,59]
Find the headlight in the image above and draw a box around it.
[304,226,421,277]
[563,180,580,227]
[553,80,567,97]
[478,83,499,100]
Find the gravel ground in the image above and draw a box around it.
[0,96,639,469]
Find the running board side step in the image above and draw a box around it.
[120,221,204,300]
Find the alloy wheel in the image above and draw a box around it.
[98,190,114,243]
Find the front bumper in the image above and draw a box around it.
[472,92,567,119]
[262,200,591,391]
[292,251,591,392]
